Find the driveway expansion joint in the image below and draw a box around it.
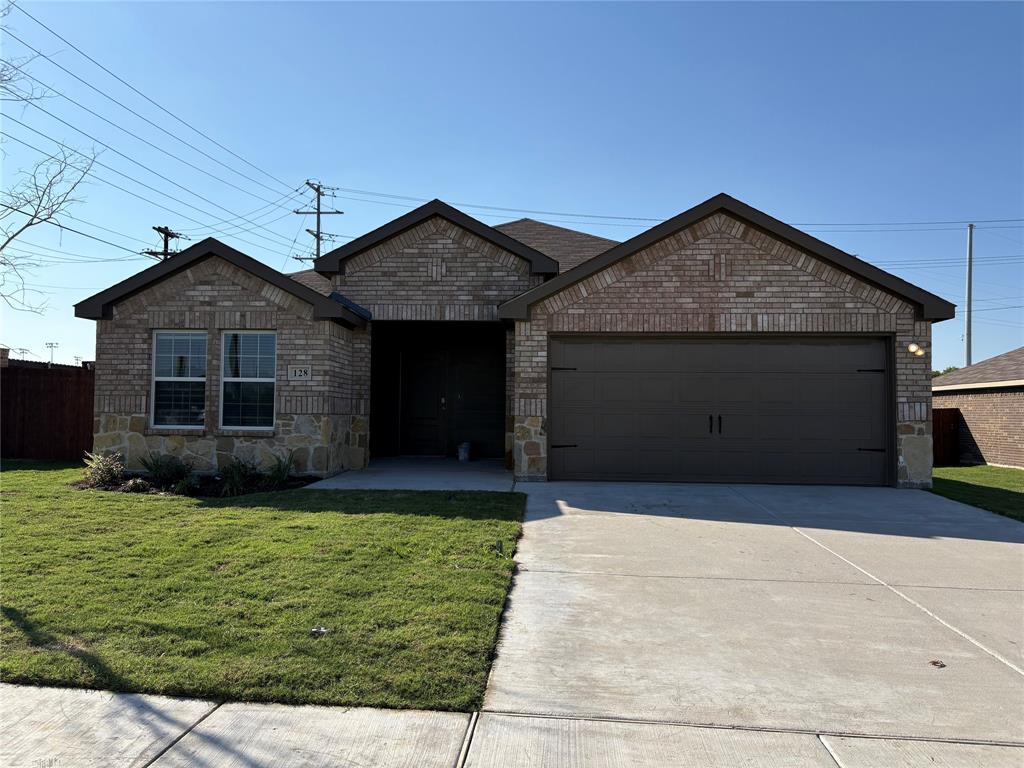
[726,486,1024,678]
[478,709,1024,748]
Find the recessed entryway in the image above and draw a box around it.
[371,322,506,459]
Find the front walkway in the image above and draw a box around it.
[306,457,514,492]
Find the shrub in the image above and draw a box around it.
[173,476,198,497]
[220,456,264,497]
[120,477,153,493]
[140,454,194,490]
[264,452,295,491]
[82,451,126,489]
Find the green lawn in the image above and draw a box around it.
[932,465,1024,523]
[0,462,524,710]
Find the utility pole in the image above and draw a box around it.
[142,226,188,260]
[293,180,344,260]
[45,341,58,366]
[964,223,974,367]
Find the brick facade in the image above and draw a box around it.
[330,215,544,320]
[511,212,934,488]
[326,214,542,464]
[91,256,368,475]
[85,203,946,488]
[932,388,1024,468]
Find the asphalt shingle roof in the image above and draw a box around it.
[932,346,1024,389]
[494,218,619,272]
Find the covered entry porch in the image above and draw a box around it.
[369,321,508,462]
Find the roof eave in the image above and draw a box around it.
[499,194,957,322]
[74,238,367,328]
[313,199,559,276]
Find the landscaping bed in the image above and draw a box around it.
[931,465,1024,523]
[0,461,524,710]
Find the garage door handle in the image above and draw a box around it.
[718,415,722,434]
[857,447,886,453]
[708,415,713,433]
[551,444,578,449]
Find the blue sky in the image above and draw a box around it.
[1,1,1021,370]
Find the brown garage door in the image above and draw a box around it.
[549,337,891,485]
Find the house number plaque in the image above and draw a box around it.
[288,365,312,381]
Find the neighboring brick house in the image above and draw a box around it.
[76,194,955,487]
[932,347,1024,469]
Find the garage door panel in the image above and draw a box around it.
[678,374,718,404]
[596,375,637,403]
[548,337,890,485]
[552,373,595,406]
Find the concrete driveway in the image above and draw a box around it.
[479,483,1024,766]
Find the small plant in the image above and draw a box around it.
[120,477,152,494]
[264,451,295,491]
[172,475,198,497]
[82,451,126,489]
[140,454,194,490]
[220,456,264,497]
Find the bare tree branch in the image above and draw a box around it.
[1,0,97,312]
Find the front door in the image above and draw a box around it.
[400,349,447,455]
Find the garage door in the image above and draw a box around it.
[549,337,891,485]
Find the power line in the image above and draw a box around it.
[0,93,308,248]
[0,60,289,209]
[3,127,344,261]
[10,2,295,193]
[0,120,309,251]
[6,3,1021,231]
[0,202,140,253]
[324,185,1024,227]
[0,35,294,199]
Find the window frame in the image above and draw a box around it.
[219,330,277,431]
[150,329,208,430]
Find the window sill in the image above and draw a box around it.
[145,427,206,437]
[216,429,276,438]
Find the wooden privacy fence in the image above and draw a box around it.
[1,363,94,461]
[932,407,960,467]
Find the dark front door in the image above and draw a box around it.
[382,322,506,459]
[401,349,447,455]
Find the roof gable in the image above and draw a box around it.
[74,238,367,327]
[933,346,1024,390]
[494,218,619,273]
[499,193,956,321]
[313,199,558,276]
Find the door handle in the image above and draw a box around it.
[441,396,446,410]
[708,415,713,434]
[718,415,722,434]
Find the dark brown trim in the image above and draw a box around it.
[74,237,367,327]
[499,193,956,321]
[312,199,559,276]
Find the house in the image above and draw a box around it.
[75,193,955,487]
[932,347,1024,469]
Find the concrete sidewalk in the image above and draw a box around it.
[5,683,1021,767]
[0,684,471,768]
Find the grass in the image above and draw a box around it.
[0,461,524,710]
[931,465,1024,523]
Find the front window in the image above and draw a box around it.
[221,332,276,429]
[152,331,207,427]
